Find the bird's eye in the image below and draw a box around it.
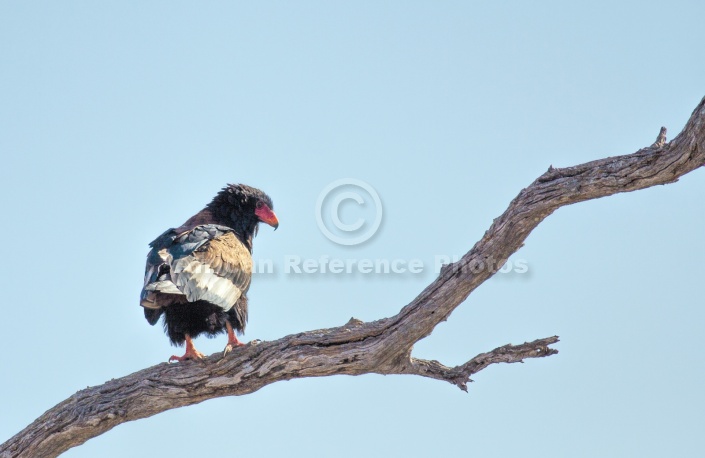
[256,201,264,209]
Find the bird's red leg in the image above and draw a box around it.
[223,322,246,356]
[169,335,206,362]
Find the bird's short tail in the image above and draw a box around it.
[144,307,163,326]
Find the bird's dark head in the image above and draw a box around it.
[207,184,279,244]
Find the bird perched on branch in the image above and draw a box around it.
[140,184,278,362]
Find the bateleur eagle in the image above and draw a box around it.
[140,184,278,362]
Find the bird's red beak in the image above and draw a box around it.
[255,204,279,230]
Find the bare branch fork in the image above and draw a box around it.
[3,97,705,458]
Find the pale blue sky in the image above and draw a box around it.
[1,2,704,457]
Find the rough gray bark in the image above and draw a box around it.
[2,96,704,458]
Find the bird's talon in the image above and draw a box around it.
[169,354,203,363]
[169,337,206,362]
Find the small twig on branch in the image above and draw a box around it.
[652,126,668,147]
[2,96,705,458]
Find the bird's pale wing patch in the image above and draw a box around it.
[170,230,252,311]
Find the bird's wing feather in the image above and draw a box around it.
[168,227,252,311]
[140,224,251,313]
[141,234,181,309]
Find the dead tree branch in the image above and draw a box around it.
[2,96,704,458]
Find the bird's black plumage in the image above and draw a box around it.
[140,184,277,352]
